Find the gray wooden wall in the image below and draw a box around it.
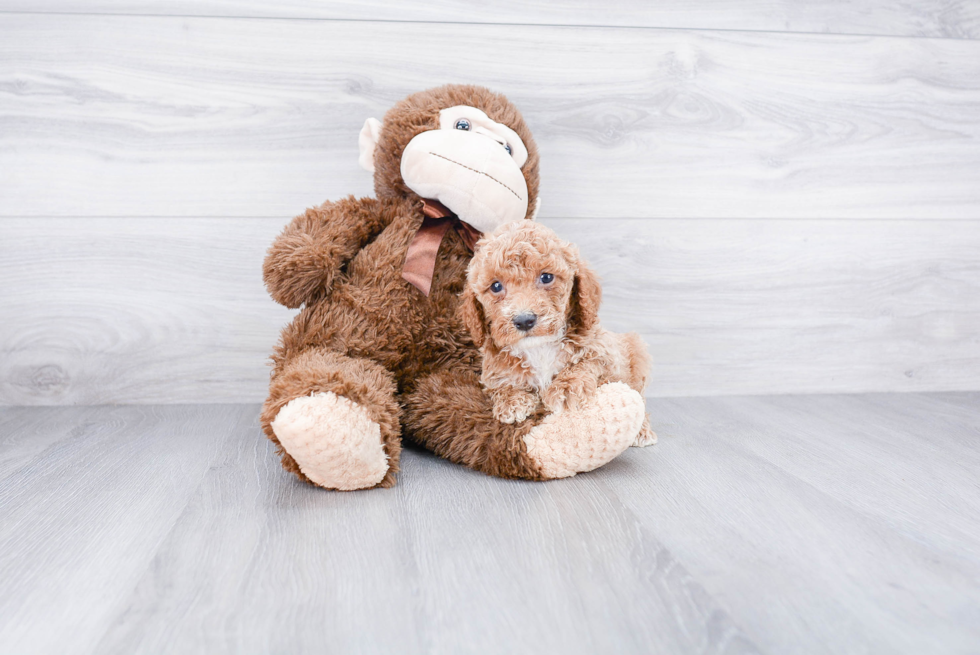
[1,2,979,405]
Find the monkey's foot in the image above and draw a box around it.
[271,392,389,491]
[523,382,645,479]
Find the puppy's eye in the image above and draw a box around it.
[455,119,471,131]
[539,272,555,284]
[489,281,504,294]
[504,143,512,155]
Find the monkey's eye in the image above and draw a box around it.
[539,272,555,285]
[455,119,471,131]
[490,281,504,294]
[504,143,512,155]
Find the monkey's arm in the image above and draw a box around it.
[263,196,393,308]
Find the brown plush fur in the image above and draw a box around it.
[460,222,654,439]
[261,85,547,488]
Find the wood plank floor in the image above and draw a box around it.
[1,393,978,654]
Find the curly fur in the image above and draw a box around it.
[261,85,651,489]
[461,222,655,441]
[261,85,547,488]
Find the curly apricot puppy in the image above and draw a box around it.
[460,222,657,447]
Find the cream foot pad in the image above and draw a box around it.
[524,382,645,479]
[271,392,389,491]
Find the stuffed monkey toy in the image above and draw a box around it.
[260,84,646,490]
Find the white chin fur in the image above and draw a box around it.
[513,334,562,347]
[505,335,565,392]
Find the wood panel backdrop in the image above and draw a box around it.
[1,2,979,405]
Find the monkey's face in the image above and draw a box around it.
[358,87,537,234]
[398,106,529,233]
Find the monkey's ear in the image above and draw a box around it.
[458,287,489,348]
[358,117,382,173]
[528,197,542,221]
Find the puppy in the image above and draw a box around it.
[459,221,656,447]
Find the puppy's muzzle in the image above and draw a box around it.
[513,313,537,332]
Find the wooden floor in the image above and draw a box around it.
[0,393,978,654]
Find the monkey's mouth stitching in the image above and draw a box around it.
[427,152,524,201]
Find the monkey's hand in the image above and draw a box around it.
[492,386,539,424]
[263,197,389,308]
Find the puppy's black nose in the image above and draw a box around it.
[513,313,537,332]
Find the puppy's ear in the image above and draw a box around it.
[458,287,489,348]
[567,259,602,337]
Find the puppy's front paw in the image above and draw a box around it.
[542,375,598,414]
[540,383,566,414]
[493,389,539,424]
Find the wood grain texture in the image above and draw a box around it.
[0,217,296,405]
[3,216,978,405]
[601,392,980,654]
[2,14,980,219]
[3,0,979,40]
[1,396,978,653]
[91,408,758,655]
[0,405,99,479]
[571,217,980,397]
[0,404,253,655]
